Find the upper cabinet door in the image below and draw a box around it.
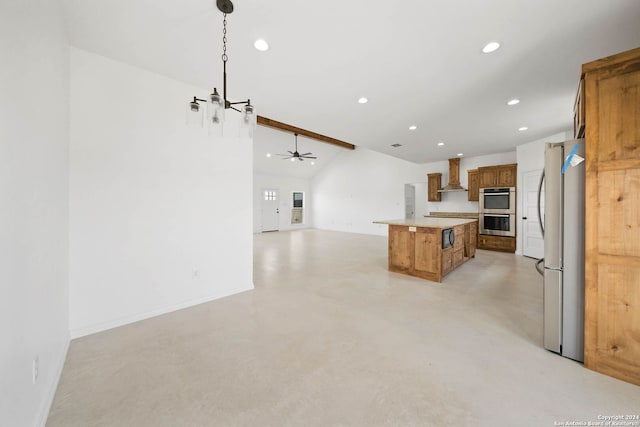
[478,167,497,187]
[427,173,442,202]
[496,164,517,187]
[467,169,479,201]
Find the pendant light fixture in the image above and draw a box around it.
[187,0,256,138]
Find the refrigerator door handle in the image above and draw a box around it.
[537,169,545,237]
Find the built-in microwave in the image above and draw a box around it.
[479,187,516,214]
[479,213,516,237]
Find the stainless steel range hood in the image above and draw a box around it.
[438,158,467,192]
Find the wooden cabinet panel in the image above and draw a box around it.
[388,226,413,271]
[453,225,465,250]
[587,264,640,385]
[478,235,516,252]
[465,222,477,258]
[441,248,453,275]
[453,248,464,268]
[478,167,497,187]
[583,46,640,386]
[597,169,640,257]
[467,169,479,201]
[597,73,640,162]
[496,164,517,187]
[414,229,440,274]
[427,173,442,202]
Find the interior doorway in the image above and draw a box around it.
[404,184,415,219]
[261,189,279,232]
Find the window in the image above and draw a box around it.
[293,192,303,208]
[264,190,277,201]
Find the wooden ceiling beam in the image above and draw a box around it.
[257,115,355,150]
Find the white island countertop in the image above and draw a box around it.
[373,217,477,229]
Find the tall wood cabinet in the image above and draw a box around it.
[427,173,442,202]
[583,47,640,386]
[467,169,479,201]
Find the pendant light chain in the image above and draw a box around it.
[222,13,228,63]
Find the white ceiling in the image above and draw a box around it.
[62,0,640,167]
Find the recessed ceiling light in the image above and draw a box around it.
[358,97,368,104]
[391,143,402,148]
[266,153,271,158]
[457,153,464,157]
[290,158,295,162]
[518,126,528,131]
[254,39,269,51]
[311,161,315,166]
[437,142,445,146]
[507,99,520,106]
[409,125,417,130]
[482,41,501,53]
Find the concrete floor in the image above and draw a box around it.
[47,229,640,426]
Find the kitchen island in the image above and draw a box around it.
[373,218,478,282]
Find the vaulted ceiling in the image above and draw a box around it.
[62,0,640,169]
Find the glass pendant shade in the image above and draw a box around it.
[207,88,225,135]
[186,99,203,127]
[239,102,256,138]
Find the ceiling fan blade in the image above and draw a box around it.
[275,153,290,157]
[299,152,312,156]
[301,155,317,159]
[288,151,295,155]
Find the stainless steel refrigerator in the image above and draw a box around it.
[539,139,585,362]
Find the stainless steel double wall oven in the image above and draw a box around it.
[479,187,516,237]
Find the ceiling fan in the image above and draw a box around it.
[277,133,317,161]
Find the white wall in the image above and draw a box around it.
[253,173,312,233]
[312,148,424,236]
[69,48,253,338]
[0,1,70,425]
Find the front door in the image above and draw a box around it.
[522,169,544,258]
[261,189,279,232]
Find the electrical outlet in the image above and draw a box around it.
[32,355,39,384]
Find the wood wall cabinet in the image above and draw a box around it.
[582,47,640,386]
[427,173,442,201]
[477,235,516,253]
[478,164,517,188]
[467,169,479,201]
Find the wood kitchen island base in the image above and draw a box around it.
[374,218,478,283]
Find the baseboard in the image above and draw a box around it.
[70,284,254,339]
[36,336,70,427]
